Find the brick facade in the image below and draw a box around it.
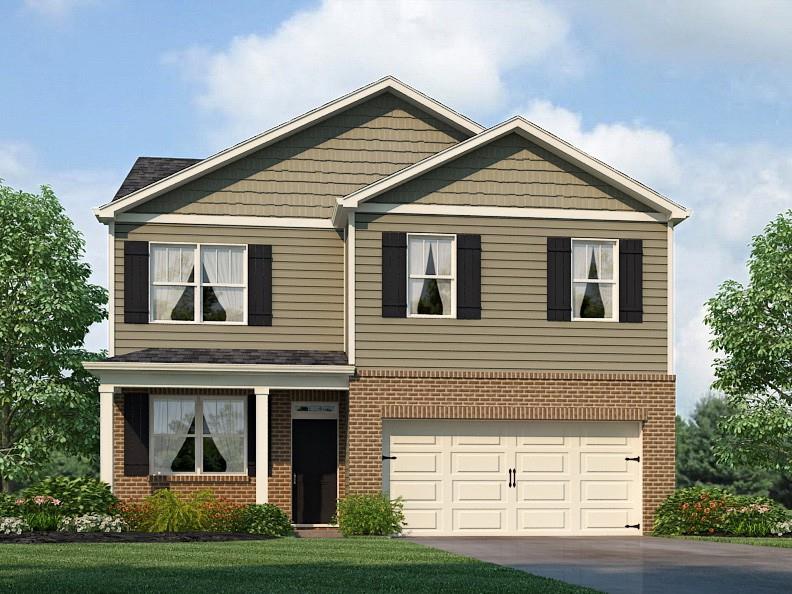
[347,369,676,529]
[112,389,347,521]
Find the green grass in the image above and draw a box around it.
[662,536,792,549]
[0,537,598,593]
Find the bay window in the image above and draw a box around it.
[151,395,246,475]
[150,243,246,323]
[572,239,618,321]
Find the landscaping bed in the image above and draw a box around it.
[0,531,272,544]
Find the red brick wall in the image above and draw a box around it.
[347,369,676,529]
[112,389,347,520]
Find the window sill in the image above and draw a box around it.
[149,474,252,484]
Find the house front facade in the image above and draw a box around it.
[85,77,689,536]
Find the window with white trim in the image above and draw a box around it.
[151,395,246,475]
[572,239,618,321]
[150,244,246,323]
[407,234,455,317]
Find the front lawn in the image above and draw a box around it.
[0,537,597,593]
[662,536,792,549]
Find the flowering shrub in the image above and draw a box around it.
[117,489,245,533]
[23,477,117,515]
[653,487,788,537]
[0,517,30,535]
[774,519,792,537]
[14,495,63,531]
[240,504,292,537]
[58,514,128,533]
[202,497,245,532]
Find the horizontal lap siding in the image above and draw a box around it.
[355,214,668,371]
[370,133,652,212]
[130,93,467,219]
[114,224,344,354]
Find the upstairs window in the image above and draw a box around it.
[150,244,246,323]
[572,239,618,321]
[407,234,455,317]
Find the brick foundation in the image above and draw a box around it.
[347,369,676,529]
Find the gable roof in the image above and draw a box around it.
[113,157,201,200]
[93,76,484,222]
[335,117,691,225]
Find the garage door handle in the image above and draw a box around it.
[625,523,640,529]
[382,455,397,460]
[625,456,640,462]
[508,468,513,488]
[512,468,516,489]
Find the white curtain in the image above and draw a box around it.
[152,398,195,474]
[151,245,195,320]
[409,237,452,314]
[203,399,245,473]
[202,247,244,322]
[573,242,613,281]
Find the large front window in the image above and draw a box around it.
[150,244,246,323]
[407,234,455,317]
[572,239,618,321]
[151,396,246,475]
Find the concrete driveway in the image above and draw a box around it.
[412,536,792,594]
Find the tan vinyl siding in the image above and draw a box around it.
[355,213,667,372]
[370,133,652,212]
[114,223,343,354]
[131,93,468,219]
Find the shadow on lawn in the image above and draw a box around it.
[0,560,588,594]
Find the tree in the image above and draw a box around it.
[0,183,107,491]
[676,393,791,506]
[705,209,792,472]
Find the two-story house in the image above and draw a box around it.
[85,77,690,536]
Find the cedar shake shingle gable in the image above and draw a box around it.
[113,157,202,201]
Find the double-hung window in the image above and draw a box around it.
[151,395,246,475]
[571,239,618,321]
[407,234,455,317]
[150,243,246,323]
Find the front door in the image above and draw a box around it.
[292,419,337,524]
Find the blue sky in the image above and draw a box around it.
[2,0,791,414]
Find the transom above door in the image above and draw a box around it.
[383,420,642,536]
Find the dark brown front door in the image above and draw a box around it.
[292,419,337,524]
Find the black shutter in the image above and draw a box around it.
[123,392,149,476]
[248,245,272,326]
[124,241,149,324]
[457,234,481,319]
[381,232,407,317]
[247,394,256,477]
[619,239,643,323]
[547,237,572,321]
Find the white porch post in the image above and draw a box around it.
[254,387,270,503]
[99,384,115,489]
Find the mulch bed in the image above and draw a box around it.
[0,531,274,544]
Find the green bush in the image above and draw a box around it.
[653,486,788,536]
[23,477,117,515]
[14,495,64,531]
[0,493,17,517]
[335,493,404,537]
[125,489,211,533]
[239,504,292,537]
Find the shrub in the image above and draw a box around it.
[774,519,792,536]
[58,514,128,533]
[117,489,245,533]
[653,486,788,536]
[13,495,64,531]
[23,477,117,515]
[335,493,404,537]
[0,493,17,517]
[240,504,292,537]
[0,517,30,535]
[202,497,245,532]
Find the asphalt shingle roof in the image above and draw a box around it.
[105,348,349,366]
[113,157,202,201]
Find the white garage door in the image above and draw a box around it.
[383,420,642,536]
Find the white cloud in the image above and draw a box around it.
[166,0,577,144]
[24,0,98,20]
[0,141,118,353]
[510,102,792,414]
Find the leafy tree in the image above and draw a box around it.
[676,393,791,506]
[0,183,107,492]
[705,210,792,472]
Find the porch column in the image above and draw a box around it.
[99,384,115,488]
[254,387,270,504]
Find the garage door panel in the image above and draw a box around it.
[581,452,631,473]
[583,435,629,446]
[452,435,505,447]
[581,480,631,502]
[518,509,568,530]
[582,508,632,530]
[516,452,567,473]
[517,481,567,502]
[453,509,505,531]
[517,435,566,446]
[393,452,439,473]
[403,509,440,530]
[392,434,439,445]
[453,480,504,502]
[451,452,504,473]
[390,480,438,502]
